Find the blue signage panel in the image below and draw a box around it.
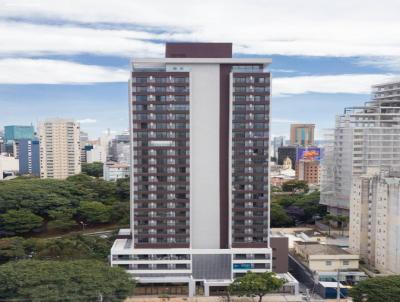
[233,263,252,270]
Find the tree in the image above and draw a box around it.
[228,272,286,302]
[0,237,26,263]
[349,275,400,302]
[0,260,135,302]
[282,180,309,193]
[82,162,104,178]
[323,214,337,236]
[270,203,294,227]
[78,201,112,224]
[0,209,43,235]
[336,215,349,236]
[47,208,77,231]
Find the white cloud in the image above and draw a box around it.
[78,118,97,124]
[0,0,399,58]
[358,57,400,72]
[272,74,399,96]
[0,58,398,98]
[0,22,164,58]
[0,59,128,84]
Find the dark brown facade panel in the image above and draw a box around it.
[270,237,289,273]
[166,43,232,58]
[219,64,232,249]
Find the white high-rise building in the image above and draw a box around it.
[321,80,400,215]
[38,119,81,179]
[349,169,400,274]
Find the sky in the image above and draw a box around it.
[0,0,399,139]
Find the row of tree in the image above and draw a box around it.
[0,174,130,236]
[271,190,327,227]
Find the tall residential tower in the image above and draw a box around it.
[111,43,272,295]
[38,119,81,179]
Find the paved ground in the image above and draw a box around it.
[125,295,304,302]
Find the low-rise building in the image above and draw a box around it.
[104,162,129,181]
[293,241,365,284]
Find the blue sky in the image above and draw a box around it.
[0,0,399,139]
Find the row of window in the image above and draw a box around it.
[132,77,189,84]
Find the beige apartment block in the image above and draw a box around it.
[294,242,359,272]
[38,119,81,179]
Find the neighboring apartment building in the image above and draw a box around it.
[349,169,400,274]
[104,162,129,181]
[111,42,272,295]
[321,80,400,215]
[108,132,131,164]
[16,139,40,176]
[38,119,81,179]
[290,124,315,146]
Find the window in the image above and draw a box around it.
[343,260,349,265]
[326,261,332,266]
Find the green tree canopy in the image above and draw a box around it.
[0,209,43,235]
[270,203,294,227]
[82,162,104,178]
[0,176,129,236]
[349,275,400,302]
[0,260,135,302]
[0,237,26,263]
[78,201,112,224]
[228,272,286,302]
[282,180,309,193]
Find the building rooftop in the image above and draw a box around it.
[295,242,350,255]
[105,162,129,168]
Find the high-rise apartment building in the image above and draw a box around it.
[349,169,400,274]
[38,119,81,179]
[290,124,315,146]
[111,43,272,295]
[16,139,40,176]
[321,80,400,215]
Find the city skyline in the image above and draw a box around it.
[0,0,399,139]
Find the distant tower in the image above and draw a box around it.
[290,124,315,146]
[38,119,81,179]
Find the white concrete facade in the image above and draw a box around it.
[104,162,129,181]
[188,63,221,249]
[350,170,400,274]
